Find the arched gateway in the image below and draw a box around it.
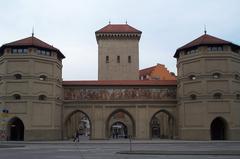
[65,110,91,140]
[150,110,174,139]
[211,117,228,140]
[106,109,135,139]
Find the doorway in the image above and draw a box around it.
[210,117,228,140]
[8,117,24,141]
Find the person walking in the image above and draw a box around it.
[73,130,80,142]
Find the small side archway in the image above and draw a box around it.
[106,109,135,139]
[64,110,92,140]
[150,110,174,139]
[210,117,228,140]
[8,117,24,141]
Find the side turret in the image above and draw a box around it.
[175,33,240,140]
[0,35,65,140]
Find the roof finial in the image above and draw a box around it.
[204,24,207,34]
[108,20,111,24]
[32,26,34,37]
[125,19,128,24]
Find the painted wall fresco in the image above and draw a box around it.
[64,87,176,101]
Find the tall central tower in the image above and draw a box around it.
[95,24,142,80]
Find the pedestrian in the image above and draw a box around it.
[73,131,80,142]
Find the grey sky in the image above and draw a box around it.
[0,0,239,80]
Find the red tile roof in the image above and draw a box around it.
[63,80,177,86]
[96,24,142,34]
[174,34,240,58]
[139,65,156,77]
[1,36,65,58]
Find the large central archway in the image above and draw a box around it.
[8,117,24,141]
[65,110,91,140]
[150,110,174,139]
[106,109,135,139]
[210,117,228,140]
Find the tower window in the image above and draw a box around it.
[39,95,47,100]
[208,46,223,52]
[39,75,47,81]
[11,48,28,54]
[189,75,196,80]
[13,94,21,100]
[117,56,120,63]
[213,93,222,99]
[106,56,109,63]
[186,49,198,55]
[14,74,22,80]
[128,56,131,63]
[12,49,17,54]
[234,74,240,80]
[37,49,51,56]
[236,94,240,100]
[212,73,220,79]
[190,94,197,100]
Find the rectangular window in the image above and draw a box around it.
[46,51,50,56]
[18,49,23,53]
[128,56,131,63]
[117,56,120,63]
[23,49,28,53]
[37,49,51,56]
[208,46,223,52]
[11,48,28,54]
[106,56,109,63]
[12,49,17,54]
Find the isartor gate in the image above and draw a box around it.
[62,80,177,140]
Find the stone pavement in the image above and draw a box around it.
[1,140,240,159]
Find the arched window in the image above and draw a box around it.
[213,93,222,99]
[236,94,240,100]
[13,94,21,100]
[189,75,196,80]
[234,74,240,80]
[39,95,47,100]
[190,94,197,100]
[39,75,47,81]
[14,74,22,80]
[212,73,221,79]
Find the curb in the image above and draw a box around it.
[0,144,25,148]
[117,150,240,155]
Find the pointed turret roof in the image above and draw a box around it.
[174,34,240,58]
[0,36,65,58]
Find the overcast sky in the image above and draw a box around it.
[0,0,239,80]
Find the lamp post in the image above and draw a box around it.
[0,108,9,141]
[129,135,132,152]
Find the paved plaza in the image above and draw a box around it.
[0,140,240,159]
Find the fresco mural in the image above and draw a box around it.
[64,87,176,100]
